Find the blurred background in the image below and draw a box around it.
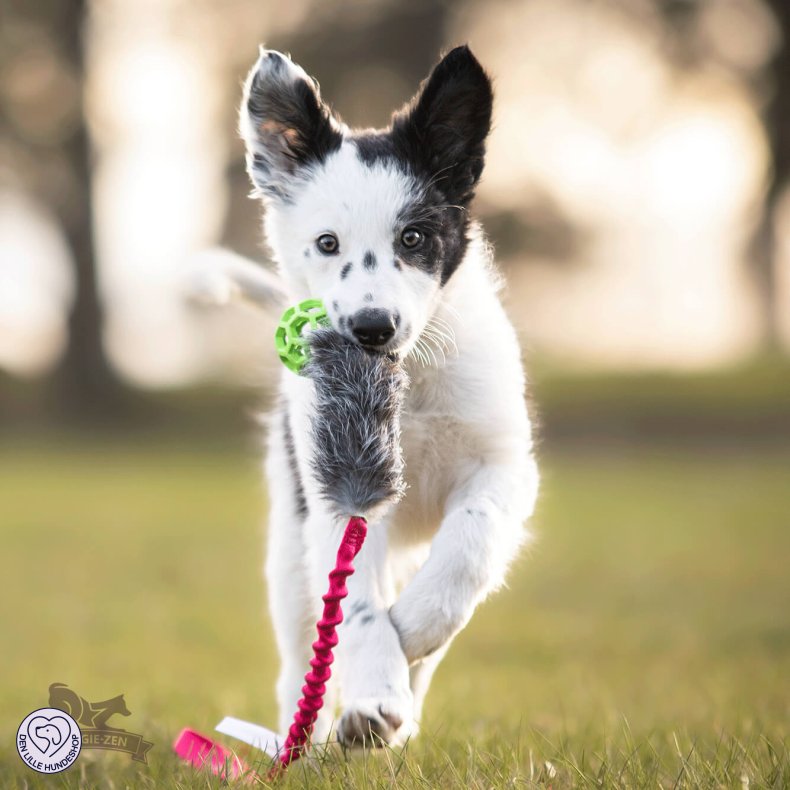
[1,0,788,785]
[3,0,790,403]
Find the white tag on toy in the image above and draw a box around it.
[214,716,284,757]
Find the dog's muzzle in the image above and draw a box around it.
[348,309,396,349]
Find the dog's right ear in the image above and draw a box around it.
[240,48,343,201]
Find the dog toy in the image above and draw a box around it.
[174,300,407,779]
[173,728,248,781]
[274,298,329,373]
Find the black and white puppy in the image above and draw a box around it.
[234,45,539,747]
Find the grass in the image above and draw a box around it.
[0,437,788,787]
[530,354,790,442]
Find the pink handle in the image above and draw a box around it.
[276,516,368,771]
[173,727,250,781]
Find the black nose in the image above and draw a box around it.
[349,309,396,347]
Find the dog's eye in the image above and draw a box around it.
[401,228,423,249]
[316,233,339,255]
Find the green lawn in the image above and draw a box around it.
[0,438,788,787]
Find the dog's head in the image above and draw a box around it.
[240,45,492,356]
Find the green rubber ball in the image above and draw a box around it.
[274,298,329,373]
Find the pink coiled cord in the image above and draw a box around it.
[175,321,403,781]
[272,515,368,774]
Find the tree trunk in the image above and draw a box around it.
[52,0,126,421]
[754,0,790,350]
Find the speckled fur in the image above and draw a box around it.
[305,329,407,520]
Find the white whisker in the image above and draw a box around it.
[427,317,458,351]
[409,337,430,368]
[422,318,458,359]
[421,330,446,364]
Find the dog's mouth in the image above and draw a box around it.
[334,324,408,357]
[331,309,407,356]
[350,335,404,357]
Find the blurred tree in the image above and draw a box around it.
[758,0,788,348]
[53,0,127,419]
[661,0,786,348]
[273,0,451,126]
[0,0,125,420]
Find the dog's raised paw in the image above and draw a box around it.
[337,698,409,748]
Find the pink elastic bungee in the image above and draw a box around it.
[275,515,368,772]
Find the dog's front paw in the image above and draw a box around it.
[337,696,414,748]
[390,595,462,664]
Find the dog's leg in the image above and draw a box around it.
[408,642,450,724]
[183,248,286,310]
[265,412,335,744]
[390,456,539,665]
[304,516,414,748]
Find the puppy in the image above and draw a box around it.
[236,45,539,747]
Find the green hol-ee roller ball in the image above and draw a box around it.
[274,298,330,373]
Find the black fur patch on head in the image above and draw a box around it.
[394,46,493,204]
[340,262,353,280]
[363,251,377,271]
[243,51,343,200]
[395,192,467,283]
[351,46,492,285]
[355,133,396,168]
[305,329,408,519]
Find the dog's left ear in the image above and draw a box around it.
[394,45,493,204]
[240,48,343,201]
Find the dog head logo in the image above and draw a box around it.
[27,715,72,758]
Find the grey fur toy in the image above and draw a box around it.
[305,329,408,520]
